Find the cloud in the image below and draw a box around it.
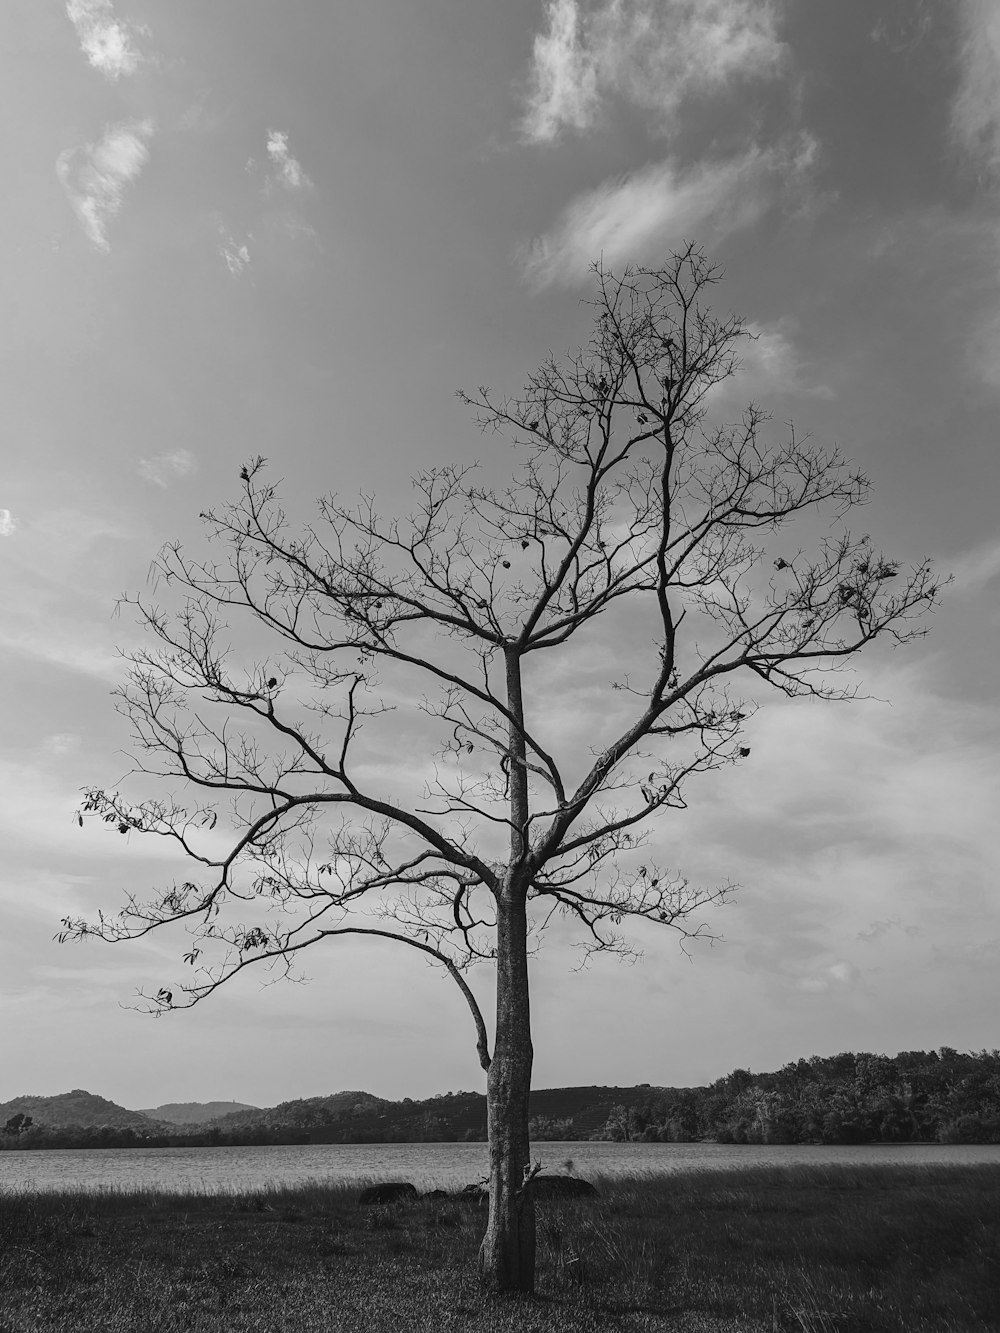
[795,960,859,993]
[519,136,814,287]
[521,0,787,143]
[230,134,315,272]
[43,734,82,756]
[0,764,124,883]
[0,509,16,537]
[265,131,314,193]
[952,0,1000,174]
[274,214,320,246]
[968,300,1000,387]
[247,131,314,196]
[137,450,197,488]
[0,505,135,681]
[670,659,1000,1044]
[857,917,901,943]
[0,610,123,683]
[946,535,1000,594]
[56,120,154,251]
[869,3,933,56]
[65,0,142,80]
[218,224,252,277]
[521,0,599,141]
[719,319,834,402]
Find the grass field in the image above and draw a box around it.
[0,1163,997,1332]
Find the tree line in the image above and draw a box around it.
[4,1050,998,1151]
[594,1049,1000,1146]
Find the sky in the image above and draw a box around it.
[1,0,999,1111]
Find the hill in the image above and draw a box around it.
[0,1090,159,1131]
[137,1101,258,1125]
[5,1049,998,1148]
[206,1091,393,1133]
[190,1050,1000,1145]
[195,1084,664,1142]
[1,1084,663,1145]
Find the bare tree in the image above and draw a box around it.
[63,247,942,1294]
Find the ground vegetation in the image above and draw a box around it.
[0,1166,996,1331]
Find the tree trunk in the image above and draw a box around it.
[478,892,535,1293]
[479,645,535,1293]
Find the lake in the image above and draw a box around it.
[2,1140,999,1194]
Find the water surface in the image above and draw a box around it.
[2,1140,998,1194]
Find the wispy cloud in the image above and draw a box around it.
[65,0,142,81]
[231,133,315,273]
[247,131,315,196]
[795,960,859,993]
[682,662,1000,1025]
[137,450,197,488]
[43,734,82,756]
[521,0,786,143]
[722,319,834,402]
[0,509,16,537]
[522,0,599,141]
[56,120,154,251]
[0,506,134,681]
[857,917,919,943]
[265,131,313,193]
[217,222,252,277]
[952,0,1000,174]
[968,299,1000,387]
[273,214,320,246]
[869,3,933,56]
[0,623,123,682]
[946,534,1000,594]
[520,136,814,287]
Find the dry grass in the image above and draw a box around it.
[0,1163,996,1331]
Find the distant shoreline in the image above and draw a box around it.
[5,1138,1000,1200]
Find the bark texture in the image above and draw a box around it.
[478,646,536,1292]
[478,894,535,1292]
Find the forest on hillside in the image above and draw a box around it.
[2,1049,998,1150]
[590,1048,1000,1146]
